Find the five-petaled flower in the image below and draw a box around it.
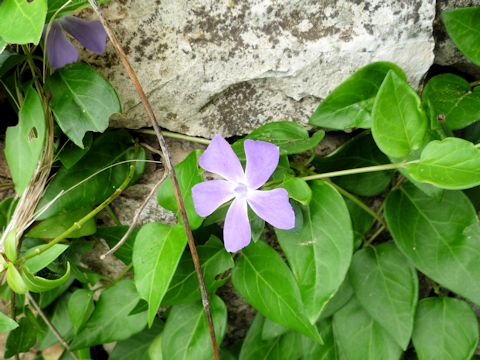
[44,16,107,70]
[192,135,295,252]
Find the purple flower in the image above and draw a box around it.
[44,16,107,70]
[192,135,295,252]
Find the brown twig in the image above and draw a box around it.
[100,170,167,259]
[87,1,219,358]
[27,293,79,360]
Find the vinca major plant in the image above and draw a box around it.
[0,1,479,359]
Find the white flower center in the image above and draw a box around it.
[234,183,249,200]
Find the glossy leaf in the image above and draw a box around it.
[239,314,303,360]
[261,318,288,340]
[6,263,27,294]
[58,132,93,169]
[4,229,16,263]
[162,295,227,360]
[68,289,94,332]
[24,243,69,273]
[22,262,71,292]
[5,85,46,194]
[71,280,147,350]
[372,71,427,158]
[423,74,480,130]
[333,297,402,360]
[110,320,163,360]
[232,121,324,157]
[280,177,312,205]
[349,242,418,349]
[319,277,354,320]
[96,225,139,264]
[46,63,121,148]
[157,150,203,229]
[313,132,392,196]
[133,222,187,326]
[0,0,47,44]
[412,297,478,360]
[39,275,75,308]
[302,319,338,360]
[27,207,96,239]
[4,316,37,358]
[276,181,353,321]
[0,311,18,333]
[442,7,480,65]
[385,182,480,306]
[309,62,406,129]
[36,130,140,219]
[232,241,321,342]
[162,236,233,305]
[406,137,480,190]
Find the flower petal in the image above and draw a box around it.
[248,189,295,229]
[192,180,235,217]
[199,135,245,182]
[45,22,78,70]
[60,16,106,54]
[224,198,251,252]
[244,139,279,189]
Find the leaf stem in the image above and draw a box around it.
[328,181,386,228]
[105,205,122,226]
[20,165,135,263]
[137,128,211,145]
[87,2,219,358]
[27,293,79,360]
[364,225,385,246]
[300,162,409,181]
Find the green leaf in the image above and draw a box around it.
[313,132,392,196]
[302,319,339,360]
[5,85,46,194]
[0,197,15,230]
[442,7,480,65]
[0,311,18,333]
[68,289,94,332]
[309,62,407,129]
[0,49,24,78]
[319,276,354,320]
[333,297,402,360]
[27,208,96,239]
[46,0,109,21]
[110,320,163,360]
[4,316,37,358]
[36,130,140,219]
[422,74,480,130]
[412,297,478,360]
[133,222,187,326]
[162,236,233,305]
[24,243,69,273]
[349,242,418,349]
[239,314,303,360]
[96,225,139,264]
[280,177,312,205]
[162,295,227,360]
[345,199,375,248]
[39,293,74,349]
[0,0,47,44]
[372,71,427,158]
[6,263,27,294]
[39,275,74,307]
[232,121,325,157]
[0,37,5,53]
[232,241,322,342]
[385,182,480,306]
[261,319,288,340]
[45,63,121,148]
[22,262,71,292]
[157,150,203,229]
[58,133,93,169]
[276,181,353,321]
[4,229,17,262]
[406,137,480,190]
[70,280,147,350]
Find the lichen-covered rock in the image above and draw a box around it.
[96,0,435,138]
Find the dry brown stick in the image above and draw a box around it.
[27,293,79,360]
[87,1,219,358]
[101,170,167,259]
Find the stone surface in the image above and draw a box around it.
[93,0,435,138]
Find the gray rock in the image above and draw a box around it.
[94,0,435,138]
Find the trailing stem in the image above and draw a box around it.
[87,1,219,358]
